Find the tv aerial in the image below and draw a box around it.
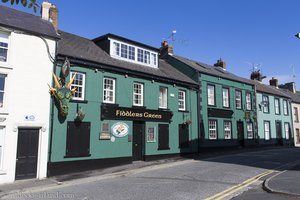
[163,30,188,45]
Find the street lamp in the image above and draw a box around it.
[295,33,300,39]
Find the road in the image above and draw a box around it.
[2,148,300,200]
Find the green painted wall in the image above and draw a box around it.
[49,64,198,162]
[256,92,294,145]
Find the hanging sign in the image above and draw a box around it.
[111,122,129,138]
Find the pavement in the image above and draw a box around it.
[1,146,300,199]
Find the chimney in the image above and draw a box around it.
[214,58,226,70]
[41,1,58,32]
[279,82,296,93]
[269,77,279,88]
[159,41,173,58]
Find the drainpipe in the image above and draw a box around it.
[196,71,201,155]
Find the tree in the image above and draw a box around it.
[1,0,39,12]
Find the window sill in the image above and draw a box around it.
[0,170,7,175]
[178,110,189,113]
[157,147,170,151]
[0,62,13,70]
[102,103,119,107]
[158,108,170,111]
[132,106,147,109]
[64,154,91,158]
[70,99,88,104]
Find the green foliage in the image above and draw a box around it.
[1,0,39,12]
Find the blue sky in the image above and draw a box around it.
[3,0,300,88]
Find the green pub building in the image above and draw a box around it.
[48,32,199,174]
[163,44,257,149]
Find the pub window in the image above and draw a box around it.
[246,92,252,110]
[70,71,85,101]
[133,83,143,106]
[247,123,253,139]
[146,127,156,143]
[284,123,290,140]
[99,122,110,140]
[224,121,231,139]
[66,122,91,157]
[159,87,168,109]
[207,84,215,106]
[103,77,115,104]
[208,120,217,140]
[262,95,269,113]
[179,124,189,148]
[178,90,186,111]
[235,90,242,109]
[158,124,169,150]
[275,98,280,115]
[222,88,230,108]
[264,121,270,140]
[283,100,288,115]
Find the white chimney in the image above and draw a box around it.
[42,1,52,21]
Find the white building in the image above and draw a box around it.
[0,3,59,184]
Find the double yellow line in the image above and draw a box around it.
[205,170,275,200]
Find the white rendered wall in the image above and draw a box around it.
[292,102,300,147]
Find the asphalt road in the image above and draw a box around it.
[3,148,300,200]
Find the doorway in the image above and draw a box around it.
[237,122,244,147]
[276,121,283,145]
[15,128,39,180]
[132,121,145,161]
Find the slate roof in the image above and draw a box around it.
[57,31,198,87]
[171,55,254,85]
[0,5,59,39]
[279,89,300,103]
[252,80,291,98]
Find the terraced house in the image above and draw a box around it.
[48,32,199,175]
[251,73,294,146]
[162,43,257,149]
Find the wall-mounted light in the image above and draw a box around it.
[125,74,128,78]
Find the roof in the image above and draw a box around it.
[57,31,198,87]
[279,89,300,103]
[171,55,254,85]
[93,33,159,52]
[0,5,59,39]
[252,80,291,98]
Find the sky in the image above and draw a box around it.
[3,0,300,88]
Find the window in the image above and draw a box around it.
[133,83,143,106]
[121,43,128,59]
[151,53,157,66]
[246,92,252,110]
[235,90,242,109]
[66,122,91,157]
[275,98,280,114]
[247,123,253,139]
[264,121,270,140]
[159,87,168,109]
[113,42,120,56]
[147,127,156,143]
[0,74,6,108]
[262,96,269,113]
[137,49,144,63]
[103,78,115,103]
[70,72,85,101]
[158,124,169,150]
[294,107,299,122]
[296,129,300,144]
[224,121,231,139]
[283,100,288,115]
[0,32,8,63]
[284,123,290,140]
[99,122,110,140]
[128,46,135,60]
[0,127,5,169]
[178,90,186,111]
[209,120,217,140]
[222,88,230,108]
[207,84,215,106]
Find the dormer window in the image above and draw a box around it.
[110,39,158,68]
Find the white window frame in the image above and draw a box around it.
[235,90,242,109]
[0,127,5,170]
[146,127,156,143]
[207,84,215,106]
[262,95,269,113]
[222,88,229,108]
[285,123,290,140]
[224,121,231,139]
[133,83,143,106]
[246,92,252,110]
[209,120,217,140]
[247,123,253,139]
[110,39,158,68]
[178,90,186,111]
[103,78,115,104]
[0,32,9,64]
[70,72,85,101]
[264,121,270,140]
[283,100,288,115]
[275,98,280,114]
[159,87,168,109]
[294,107,299,123]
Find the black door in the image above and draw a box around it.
[237,122,244,147]
[276,121,283,145]
[15,129,39,180]
[133,122,144,160]
[179,124,189,149]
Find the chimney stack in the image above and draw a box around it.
[279,82,296,93]
[42,1,58,33]
[269,77,279,88]
[214,58,226,70]
[159,41,173,58]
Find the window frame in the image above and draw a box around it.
[103,77,116,104]
[246,92,252,111]
[247,122,254,139]
[133,82,144,106]
[207,84,215,106]
[262,95,269,113]
[283,100,289,115]
[0,32,9,64]
[224,121,232,139]
[0,74,6,109]
[235,90,242,110]
[294,107,299,123]
[222,87,230,108]
[284,122,290,140]
[274,98,280,115]
[264,121,271,140]
[159,87,168,109]
[70,71,86,101]
[0,127,5,170]
[208,120,218,140]
[178,90,186,111]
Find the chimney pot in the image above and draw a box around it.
[214,58,226,70]
[42,1,51,21]
[160,40,173,58]
[269,77,279,88]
